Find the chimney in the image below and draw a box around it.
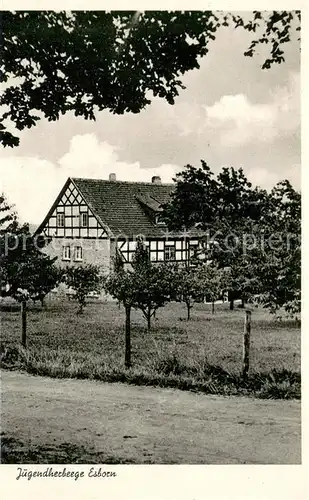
[109,173,116,182]
[151,175,161,184]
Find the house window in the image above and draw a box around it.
[74,246,83,261]
[57,213,65,227]
[62,245,71,261]
[164,245,176,261]
[80,212,88,227]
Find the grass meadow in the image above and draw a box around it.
[0,297,301,399]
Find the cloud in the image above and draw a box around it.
[204,72,300,147]
[58,133,180,183]
[246,166,299,191]
[0,134,181,224]
[147,72,300,149]
[0,156,61,225]
[149,99,207,138]
[0,132,300,226]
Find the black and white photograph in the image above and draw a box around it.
[0,5,303,495]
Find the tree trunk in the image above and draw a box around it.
[243,310,251,381]
[240,297,245,308]
[147,312,151,330]
[78,296,85,314]
[211,301,215,314]
[186,302,191,321]
[21,300,27,348]
[40,296,45,308]
[229,299,234,310]
[125,305,131,368]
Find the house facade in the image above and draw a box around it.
[36,174,205,272]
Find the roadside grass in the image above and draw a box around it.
[0,298,301,399]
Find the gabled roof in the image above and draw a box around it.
[72,177,174,238]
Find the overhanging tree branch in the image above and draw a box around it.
[0,10,300,147]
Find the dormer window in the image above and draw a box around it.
[155,214,166,226]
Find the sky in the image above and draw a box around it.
[0,14,301,225]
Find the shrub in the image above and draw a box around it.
[63,264,102,314]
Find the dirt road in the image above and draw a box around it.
[1,370,301,464]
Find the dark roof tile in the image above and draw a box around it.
[72,177,174,238]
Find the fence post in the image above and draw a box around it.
[21,300,27,348]
[243,310,251,380]
[125,304,131,368]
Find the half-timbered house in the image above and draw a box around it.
[36,174,204,272]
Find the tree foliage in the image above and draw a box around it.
[27,260,63,306]
[112,248,125,274]
[229,10,301,70]
[103,269,138,368]
[162,161,268,232]
[255,180,301,314]
[0,193,17,234]
[104,262,173,330]
[172,265,204,320]
[162,162,301,316]
[0,216,61,304]
[131,238,151,271]
[63,263,102,313]
[132,264,173,329]
[0,10,300,147]
[172,263,226,319]
[202,264,227,308]
[103,269,139,310]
